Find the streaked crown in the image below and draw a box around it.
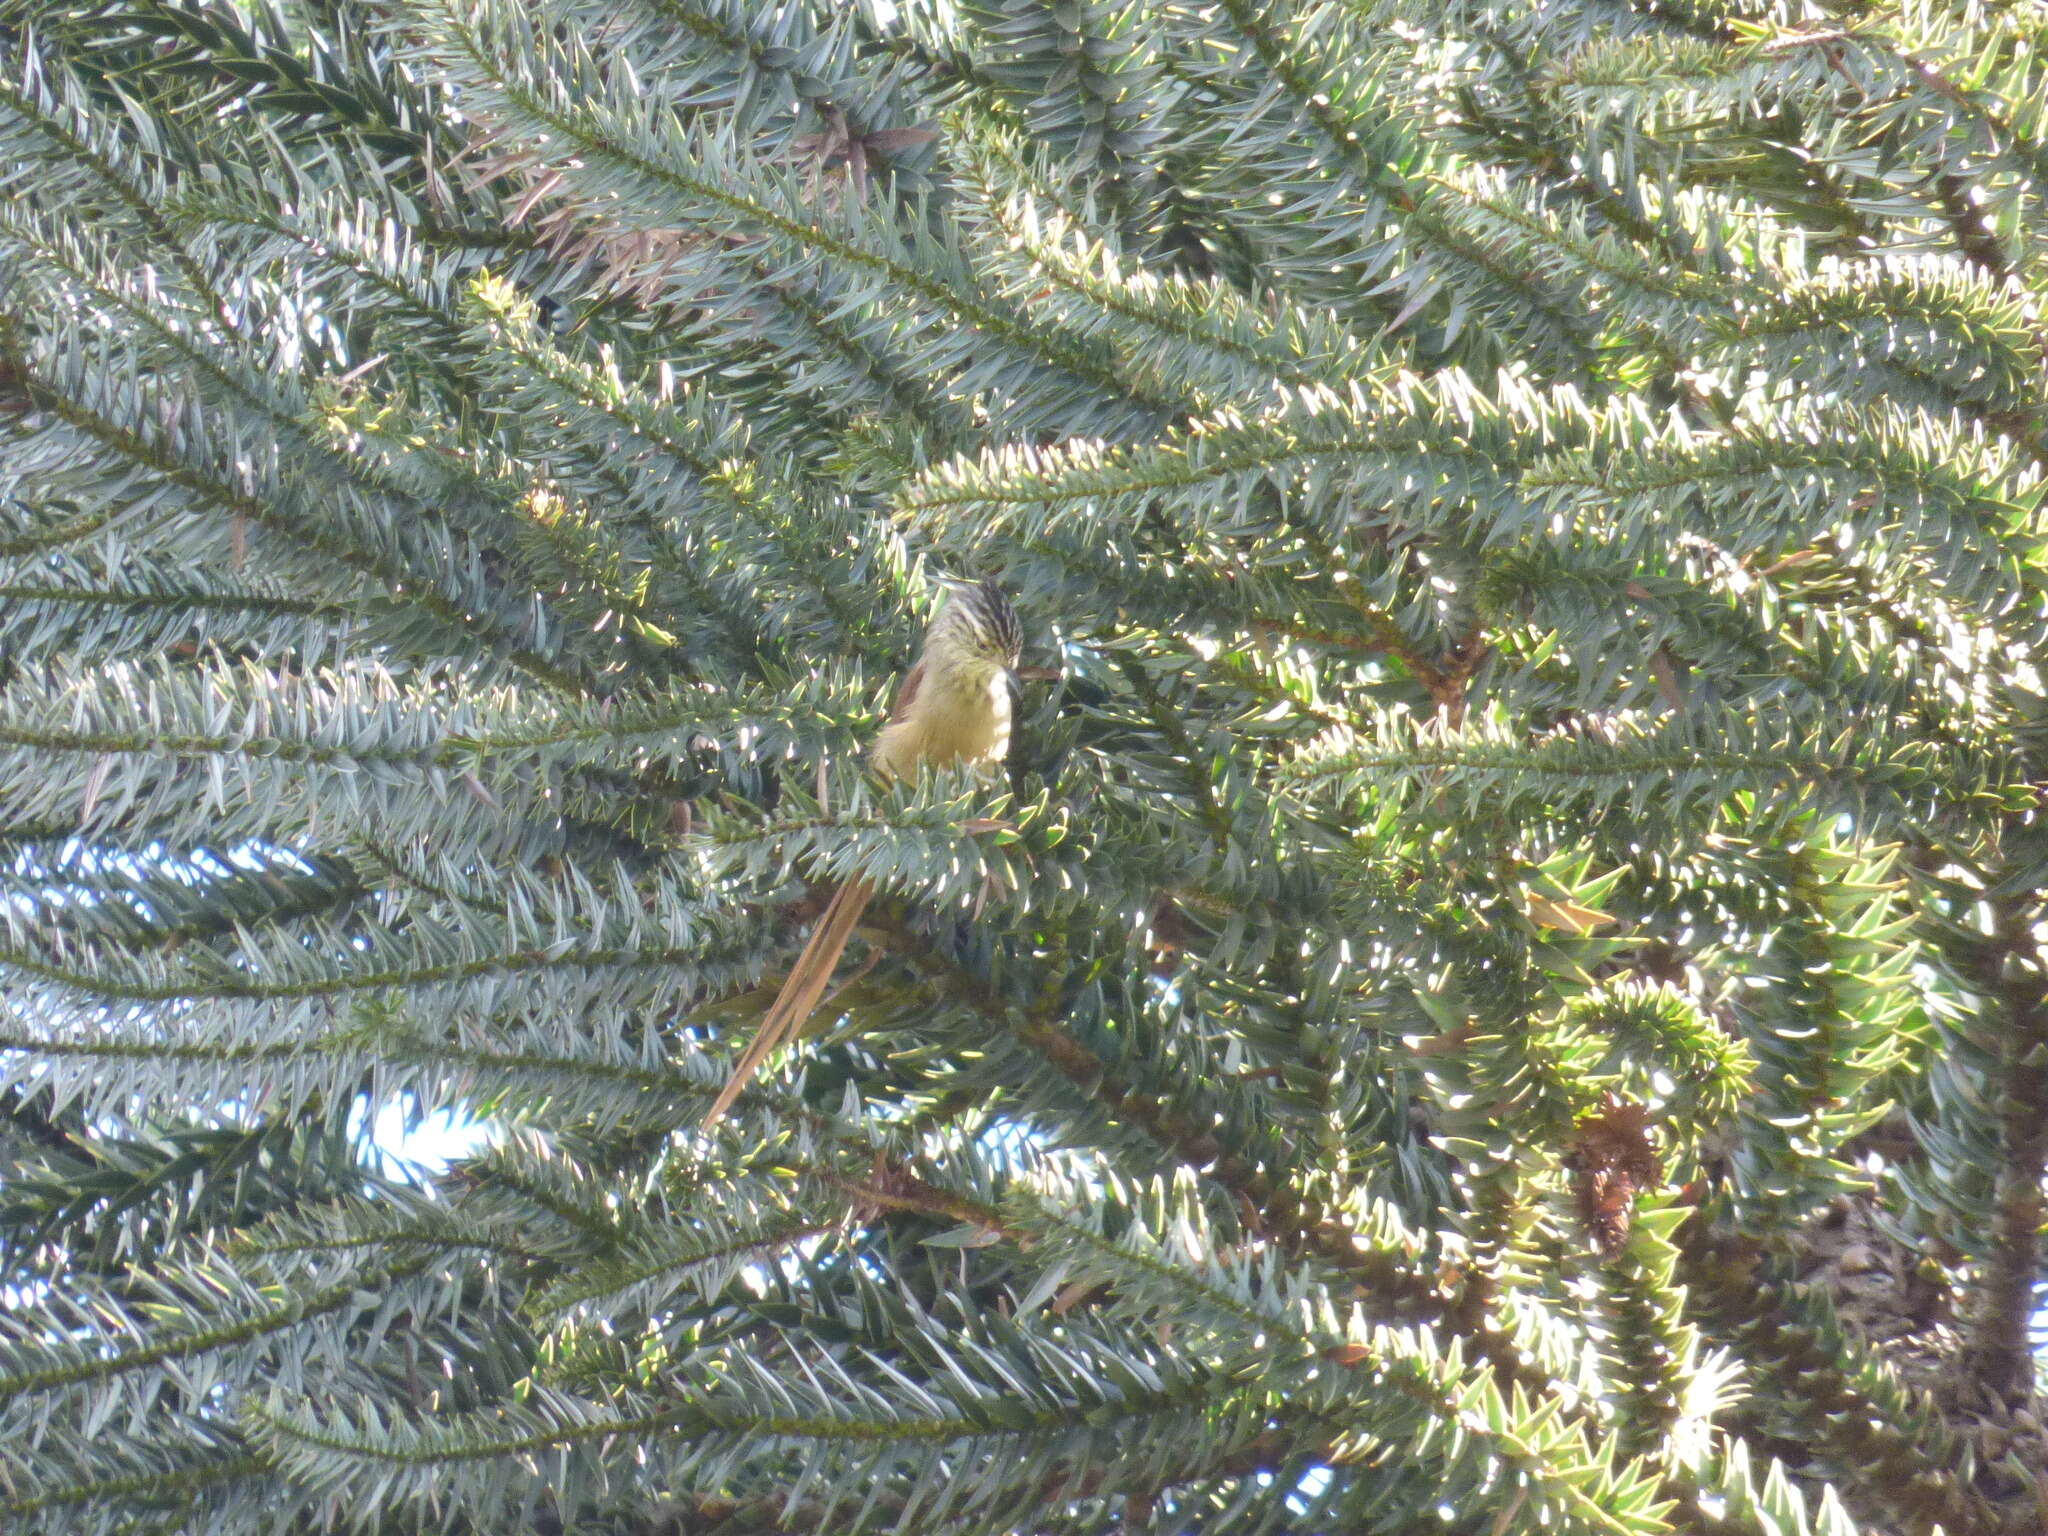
[933,579,1022,667]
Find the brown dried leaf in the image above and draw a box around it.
[1648,644,1685,711]
[1048,1279,1100,1316]
[1523,892,1617,934]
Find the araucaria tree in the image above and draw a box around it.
[2,0,2047,1531]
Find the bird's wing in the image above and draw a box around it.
[887,660,925,724]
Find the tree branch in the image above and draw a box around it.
[864,912,1560,1399]
[1957,905,2048,1411]
[1676,1208,2010,1536]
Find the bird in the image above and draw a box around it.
[702,580,1024,1126]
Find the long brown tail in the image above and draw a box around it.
[702,877,875,1126]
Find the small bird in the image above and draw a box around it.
[702,580,1024,1125]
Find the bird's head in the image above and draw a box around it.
[928,579,1023,684]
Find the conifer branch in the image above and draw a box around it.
[0,69,238,333]
[1951,898,2048,1412]
[861,909,1568,1406]
[4,2,2045,1528]
[0,1253,431,1407]
[1676,1212,2002,1536]
[417,3,1176,418]
[0,317,591,695]
[0,1452,274,1524]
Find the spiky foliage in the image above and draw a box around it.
[1,0,2045,1532]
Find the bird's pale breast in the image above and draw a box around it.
[871,668,1011,781]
